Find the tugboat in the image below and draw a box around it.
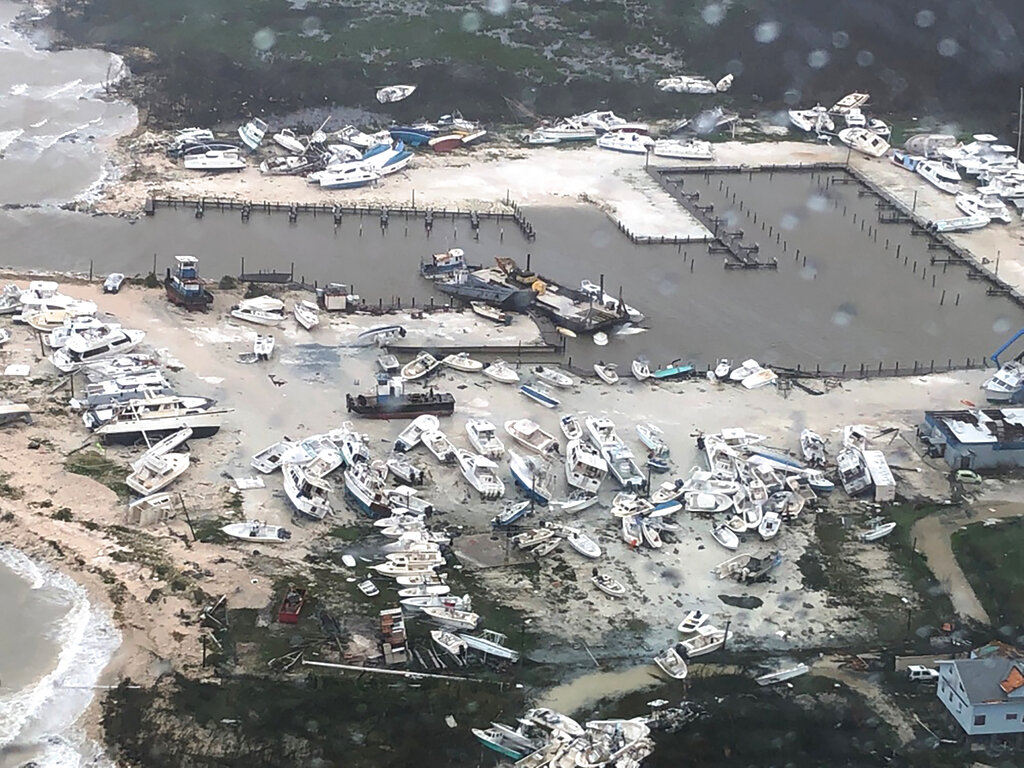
[164,255,214,312]
[346,373,455,419]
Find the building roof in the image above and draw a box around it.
[927,408,1024,446]
[944,657,1024,704]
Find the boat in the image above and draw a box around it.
[421,605,480,630]
[90,396,230,444]
[560,490,599,513]
[126,452,189,496]
[103,273,125,294]
[385,487,433,515]
[651,138,714,160]
[564,438,607,493]
[385,456,426,486]
[917,160,961,194]
[758,510,782,540]
[788,105,834,133]
[283,462,332,520]
[657,74,717,93]
[465,418,505,458]
[594,362,619,384]
[221,521,292,543]
[508,449,553,505]
[679,625,731,657]
[741,367,778,390]
[492,500,531,527]
[892,149,924,172]
[956,193,1012,223]
[591,572,626,598]
[755,663,810,686]
[653,644,689,679]
[559,414,583,441]
[682,490,733,514]
[455,449,505,500]
[357,580,379,597]
[504,418,559,455]
[520,384,560,409]
[524,121,597,144]
[514,527,555,549]
[458,629,520,662]
[836,447,871,496]
[126,493,176,523]
[316,164,380,190]
[253,334,275,361]
[622,514,643,547]
[593,332,609,346]
[346,374,455,419]
[430,629,468,659]
[597,131,654,155]
[533,366,574,389]
[636,423,669,454]
[930,215,991,233]
[471,727,535,761]
[0,284,22,315]
[831,92,870,113]
[422,430,457,464]
[632,359,652,380]
[428,134,464,153]
[531,537,561,557]
[861,521,896,542]
[293,303,319,330]
[277,586,305,624]
[398,584,450,597]
[844,107,867,128]
[50,328,146,373]
[353,324,405,347]
[982,361,1024,402]
[435,269,536,311]
[603,444,644,490]
[728,359,760,382]
[563,527,601,558]
[376,84,417,103]
[183,148,246,171]
[800,429,827,465]
[483,359,520,384]
[372,561,439,578]
[640,518,663,549]
[376,353,400,373]
[420,248,468,280]
[272,128,306,154]
[653,359,693,380]
[677,610,710,634]
[470,301,510,324]
[711,523,739,550]
[442,352,483,372]
[164,255,213,312]
[238,117,268,150]
[837,127,890,158]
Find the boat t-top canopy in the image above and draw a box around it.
[175,255,199,266]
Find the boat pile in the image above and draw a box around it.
[522,110,648,146]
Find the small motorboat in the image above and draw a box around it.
[385,456,426,485]
[442,352,484,372]
[420,606,480,630]
[563,527,601,558]
[861,521,896,542]
[103,273,125,294]
[713,359,731,379]
[533,366,575,389]
[756,663,810,687]
[376,353,400,373]
[430,629,468,659]
[640,518,663,549]
[354,324,406,347]
[251,439,293,474]
[711,522,739,550]
[560,490,599,513]
[293,303,319,331]
[455,448,505,499]
[277,586,306,624]
[742,367,778,390]
[394,413,439,452]
[238,117,269,150]
[520,384,560,409]
[677,610,710,634]
[531,537,561,558]
[483,359,520,384]
[400,351,441,380]
[423,430,457,464]
[492,500,531,527]
[683,490,733,514]
[632,359,652,380]
[593,332,609,346]
[376,84,417,103]
[591,571,626,598]
[253,334,275,361]
[559,414,583,441]
[594,362,619,385]
[357,580,380,597]
[647,454,671,473]
[505,418,559,455]
[466,418,505,458]
[653,359,694,380]
[470,302,510,324]
[636,423,669,455]
[758,510,782,540]
[728,359,760,382]
[622,514,643,547]
[272,128,307,154]
[221,520,292,543]
[653,644,689,680]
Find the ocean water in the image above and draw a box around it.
[0,547,120,768]
[0,0,137,206]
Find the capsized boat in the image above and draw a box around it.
[519,384,560,409]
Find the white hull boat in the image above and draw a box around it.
[758,510,782,540]
[728,359,760,382]
[917,160,961,194]
[238,117,268,149]
[683,490,733,514]
[430,629,468,658]
[282,462,333,520]
[711,523,739,550]
[394,413,440,452]
[455,448,505,499]
[592,573,626,597]
[385,456,426,485]
[376,84,416,103]
[533,366,574,389]
[956,193,1012,223]
[126,452,189,496]
[222,521,292,543]
[756,663,810,686]
[622,515,643,547]
[653,645,689,679]
[420,605,480,630]
[465,418,505,458]
[677,610,710,634]
[632,359,652,380]
[565,438,608,493]
[183,148,246,171]
[597,131,653,154]
[293,303,319,330]
[50,328,146,373]
[422,429,457,464]
[837,127,890,158]
[594,362,619,384]
[483,360,520,384]
[680,625,731,657]
[231,296,286,326]
[253,334,275,360]
[861,521,896,542]
[504,419,559,455]
[563,527,601,558]
[652,138,713,160]
[559,414,583,440]
[442,352,483,372]
[560,490,599,513]
[400,351,441,380]
[982,362,1024,402]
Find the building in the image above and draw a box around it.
[937,657,1024,737]
[920,408,1024,470]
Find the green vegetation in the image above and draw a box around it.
[0,472,23,500]
[65,448,132,499]
[952,518,1024,627]
[50,508,74,522]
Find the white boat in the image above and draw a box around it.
[385,456,426,486]
[604,444,645,490]
[597,131,653,155]
[483,359,520,384]
[758,510,781,540]
[579,280,644,323]
[836,447,871,496]
[728,358,760,382]
[293,303,319,330]
[420,605,479,630]
[282,462,333,520]
[103,273,125,294]
[533,366,574,389]
[231,296,286,326]
[126,452,189,496]
[520,384,560,409]
[560,414,583,440]
[376,84,416,103]
[504,418,559,455]
[683,490,733,514]
[565,438,608,493]
[640,518,663,549]
[741,367,778,390]
[0,328,11,346]
[711,523,739,550]
[800,429,827,465]
[531,537,560,558]
[514,527,555,549]
[272,128,307,153]
[621,514,643,547]
[238,117,268,149]
[837,127,891,158]
[594,362,619,384]
[525,121,597,143]
[469,302,510,324]
[677,610,710,634]
[127,493,175,523]
[574,110,649,133]
[680,624,731,657]
[788,105,834,133]
[657,74,717,94]
[756,662,810,686]
[0,284,22,315]
[458,629,520,661]
[956,193,1012,223]
[430,629,468,658]
[714,358,731,379]
[917,160,961,194]
[183,148,246,171]
[357,580,380,597]
[652,138,713,160]
[560,490,599,513]
[353,324,404,346]
[844,107,867,128]
[593,332,609,346]
[376,353,399,373]
[861,520,896,542]
[398,584,451,597]
[455,448,505,500]
[508,449,554,505]
[400,351,441,380]
[563,527,601,558]
[653,644,689,679]
[422,429,457,464]
[50,328,145,373]
[90,396,230,443]
[253,334,275,361]
[465,418,505,458]
[394,414,439,452]
[221,521,292,543]
[372,561,438,577]
[651,478,686,504]
[23,304,97,333]
[930,215,990,233]
[442,352,483,372]
[591,572,626,597]
[831,92,870,113]
[316,163,380,190]
[983,362,1024,402]
[632,359,652,380]
[636,423,669,454]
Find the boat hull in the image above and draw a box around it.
[346,392,455,419]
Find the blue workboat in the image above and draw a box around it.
[389,127,434,146]
[492,500,531,527]
[652,359,695,379]
[509,450,553,505]
[519,384,560,409]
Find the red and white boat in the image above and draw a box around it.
[429,134,464,152]
[277,587,306,624]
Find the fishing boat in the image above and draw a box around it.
[597,130,654,154]
[508,449,553,505]
[420,248,468,280]
[253,334,275,361]
[442,352,483,372]
[560,490,599,513]
[456,449,505,499]
[604,444,645,490]
[483,359,520,384]
[492,500,531,527]
[728,359,760,382]
[679,624,731,657]
[376,353,400,373]
[385,486,433,515]
[652,138,714,160]
[640,518,663,548]
[632,359,652,380]
[861,520,896,541]
[395,413,440,452]
[357,580,379,597]
[621,514,643,547]
[465,418,505,458]
[591,572,626,597]
[183,148,246,171]
[653,359,694,380]
[277,586,305,624]
[221,521,292,543]
[531,537,561,557]
[611,492,653,518]
[594,362,619,384]
[677,610,710,634]
[560,413,583,441]
[565,438,608,493]
[683,490,733,513]
[758,510,782,540]
[470,301,510,324]
[653,644,689,679]
[400,351,441,380]
[459,629,520,662]
[376,84,417,103]
[533,366,574,389]
[837,127,890,158]
[563,527,601,558]
[346,374,455,419]
[430,629,468,660]
[103,273,125,294]
[514,527,555,549]
[164,255,214,312]
[421,605,480,630]
[238,117,268,150]
[404,594,470,612]
[520,384,560,409]
[293,302,319,330]
[283,462,332,520]
[711,523,739,550]
[755,663,810,686]
[636,423,669,454]
[917,160,962,194]
[471,727,535,761]
[504,418,559,455]
[385,456,426,485]
[422,430,457,464]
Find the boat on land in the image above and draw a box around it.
[385,456,426,486]
[594,362,619,384]
[50,328,146,373]
[504,418,559,455]
[756,662,810,686]
[103,273,125,294]
[653,359,694,379]
[277,586,305,624]
[492,499,531,527]
[596,131,654,154]
[422,429,457,464]
[565,438,608,493]
[728,359,761,382]
[471,727,535,760]
[563,527,601,558]
[164,255,213,312]
[652,138,714,160]
[442,352,483,372]
[314,163,380,190]
[636,423,669,454]
[283,462,332,520]
[680,624,731,657]
[917,160,962,194]
[837,127,890,158]
[837,447,871,495]
[293,303,319,330]
[533,366,574,389]
[272,128,306,153]
[788,105,834,133]
[524,121,597,144]
[377,84,417,103]
[508,449,554,505]
[711,523,739,550]
[520,384,560,409]
[982,361,1024,403]
[657,74,717,94]
[428,134,464,152]
[484,359,520,384]
[560,490,599,513]
[514,527,555,549]
[395,413,440,451]
[376,353,400,373]
[357,580,379,597]
[592,572,626,597]
[621,514,643,547]
[956,193,1013,223]
[653,644,689,679]
[930,215,990,233]
[683,490,733,513]
[758,510,782,540]
[400,352,441,381]
[90,396,230,444]
[465,418,505,458]
[431,629,468,660]
[126,451,189,496]
[238,117,268,150]
[455,449,505,499]
[560,414,583,440]
[183,148,246,171]
[231,296,286,326]
[531,537,561,557]
[677,610,710,634]
[421,605,480,630]
[831,92,870,113]
[861,520,896,542]
[640,517,663,548]
[470,302,510,324]
[253,334,275,361]
[353,324,405,346]
[459,629,520,662]
[800,429,827,465]
[346,374,455,419]
[632,359,652,380]
[222,521,292,543]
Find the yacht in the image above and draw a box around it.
[955,193,1012,224]
[526,121,597,144]
[50,328,146,373]
[230,296,287,326]
[843,107,867,128]
[837,127,890,158]
[69,371,171,411]
[788,105,834,133]
[982,361,1024,403]
[916,160,961,194]
[237,117,269,150]
[596,131,654,155]
[90,395,231,444]
[313,163,380,190]
[182,148,246,171]
[652,138,714,160]
[565,438,608,493]
[573,110,649,134]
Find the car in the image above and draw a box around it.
[907,665,939,682]
[955,469,982,485]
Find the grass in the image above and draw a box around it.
[65,448,132,500]
[952,518,1024,628]
[0,472,24,500]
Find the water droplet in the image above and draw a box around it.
[301,16,321,36]
[806,194,828,213]
[590,229,611,249]
[701,3,725,25]
[485,0,511,15]
[783,89,801,106]
[807,49,830,69]
[754,21,780,44]
[915,9,936,28]
[993,317,1012,334]
[722,210,740,228]
[832,31,850,49]
[252,27,276,51]
[937,38,959,57]
[832,304,856,327]
[461,11,482,33]
[780,212,800,230]
[799,264,817,280]
[856,50,874,67]
[726,58,744,77]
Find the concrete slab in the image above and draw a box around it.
[453,531,534,569]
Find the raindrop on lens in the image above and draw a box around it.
[832,31,849,49]
[915,9,936,28]
[937,38,959,57]
[806,194,828,213]
[754,21,780,44]
[856,50,874,67]
[301,17,321,35]
[461,11,482,33]
[780,213,799,230]
[994,318,1012,334]
[807,49,830,69]
[701,3,725,25]
[252,27,276,51]
[485,0,511,15]
[799,264,817,280]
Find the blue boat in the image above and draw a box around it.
[892,149,923,172]
[749,448,804,469]
[647,455,671,473]
[652,359,694,379]
[519,384,560,409]
[492,500,531,527]
[651,500,683,516]
[420,248,468,280]
[472,727,534,760]
[389,127,434,146]
[509,450,552,505]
